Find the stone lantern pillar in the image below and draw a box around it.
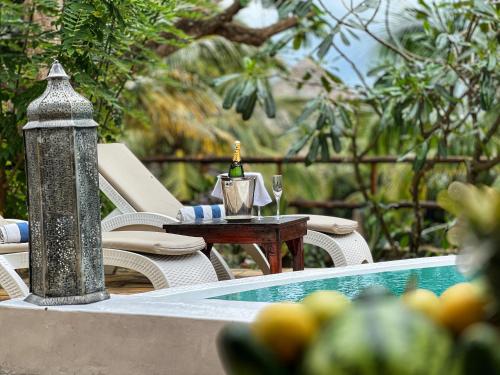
[23,60,109,305]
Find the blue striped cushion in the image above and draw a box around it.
[177,205,225,221]
[0,221,29,243]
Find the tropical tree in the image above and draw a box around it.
[0,0,320,216]
[279,0,499,256]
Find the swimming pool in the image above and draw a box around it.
[213,265,466,302]
[0,256,462,375]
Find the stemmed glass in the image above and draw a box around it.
[272,175,283,219]
[255,205,263,220]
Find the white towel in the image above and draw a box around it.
[211,172,272,207]
[177,205,226,221]
[0,221,29,243]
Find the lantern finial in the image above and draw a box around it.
[47,60,69,80]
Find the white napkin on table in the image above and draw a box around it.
[211,172,273,207]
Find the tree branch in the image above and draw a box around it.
[214,17,299,46]
[154,1,299,57]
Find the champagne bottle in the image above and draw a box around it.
[228,140,245,178]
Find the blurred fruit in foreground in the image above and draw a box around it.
[438,182,500,304]
[455,323,500,375]
[303,300,453,375]
[355,285,393,302]
[252,303,318,362]
[439,282,487,333]
[302,290,351,325]
[402,289,441,323]
[218,323,287,375]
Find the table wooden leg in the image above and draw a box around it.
[202,243,213,259]
[286,237,304,271]
[260,242,282,274]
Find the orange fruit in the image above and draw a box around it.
[438,282,487,333]
[252,303,318,362]
[302,290,351,325]
[402,289,441,323]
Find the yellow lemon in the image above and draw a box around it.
[402,289,441,323]
[439,282,487,333]
[302,290,351,325]
[252,303,318,362]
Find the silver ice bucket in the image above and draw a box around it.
[221,176,256,218]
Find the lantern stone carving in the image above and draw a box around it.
[23,60,109,305]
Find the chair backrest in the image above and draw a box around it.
[97,143,183,218]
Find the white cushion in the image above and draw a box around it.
[102,231,206,256]
[306,215,358,235]
[0,242,28,254]
[0,231,206,256]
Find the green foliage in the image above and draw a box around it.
[216,57,281,120]
[281,0,499,255]
[0,0,194,217]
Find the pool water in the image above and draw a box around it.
[213,265,467,303]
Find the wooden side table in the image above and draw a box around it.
[163,216,309,274]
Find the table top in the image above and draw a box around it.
[163,216,308,230]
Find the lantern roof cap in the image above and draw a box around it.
[46,60,69,79]
[23,60,98,130]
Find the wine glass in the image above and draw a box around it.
[272,175,283,219]
[255,205,263,220]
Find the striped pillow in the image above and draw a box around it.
[177,205,225,222]
[0,221,29,243]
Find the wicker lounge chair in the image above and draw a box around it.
[0,220,218,299]
[97,143,373,276]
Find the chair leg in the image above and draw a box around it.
[0,255,29,299]
[104,265,118,276]
[240,244,271,275]
[209,248,234,281]
[303,230,373,267]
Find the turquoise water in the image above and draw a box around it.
[213,266,467,302]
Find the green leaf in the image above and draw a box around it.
[436,33,448,49]
[293,33,304,50]
[320,76,332,92]
[422,19,431,33]
[295,0,312,17]
[487,54,496,72]
[480,71,495,110]
[287,133,312,157]
[296,99,320,125]
[316,113,326,129]
[338,107,352,128]
[212,73,240,87]
[241,93,257,121]
[319,135,330,161]
[339,31,350,46]
[317,34,333,59]
[323,69,343,84]
[330,126,342,153]
[365,0,380,8]
[222,81,243,110]
[412,141,429,172]
[257,79,276,118]
[434,84,458,103]
[305,137,320,166]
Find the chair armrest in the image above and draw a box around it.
[101,212,179,232]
